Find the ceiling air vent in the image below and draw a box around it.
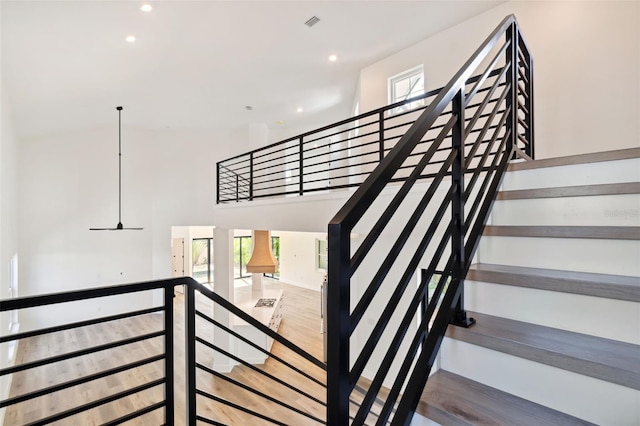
[245,105,253,111]
[305,16,320,27]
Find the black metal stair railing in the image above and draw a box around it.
[327,15,533,425]
[0,278,183,425]
[0,278,328,425]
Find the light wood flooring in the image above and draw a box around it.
[4,279,326,425]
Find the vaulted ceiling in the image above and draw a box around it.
[2,1,503,140]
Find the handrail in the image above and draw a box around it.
[327,14,533,425]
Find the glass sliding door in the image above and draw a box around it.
[192,238,213,284]
[233,236,252,279]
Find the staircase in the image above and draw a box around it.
[418,148,640,425]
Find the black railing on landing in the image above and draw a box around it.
[0,277,328,425]
[216,68,533,204]
[327,14,533,425]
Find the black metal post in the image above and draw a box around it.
[299,136,304,195]
[420,268,429,348]
[524,35,535,159]
[450,88,475,328]
[235,175,239,202]
[249,153,254,201]
[164,284,175,424]
[185,283,196,425]
[379,111,385,162]
[506,22,518,158]
[216,163,220,204]
[326,223,351,426]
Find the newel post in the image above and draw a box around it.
[326,223,351,425]
[450,87,475,328]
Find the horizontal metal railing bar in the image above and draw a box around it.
[219,87,447,165]
[384,100,433,122]
[193,282,326,370]
[464,66,510,139]
[195,388,290,426]
[464,43,509,109]
[349,188,454,384]
[195,337,325,406]
[101,401,165,426]
[0,353,164,408]
[518,98,529,115]
[517,132,529,144]
[0,278,188,311]
[26,378,165,426]
[0,330,164,377]
[463,113,509,202]
[195,310,325,387]
[518,117,529,130]
[464,87,509,169]
[195,414,226,426]
[464,136,508,233]
[377,263,454,425]
[349,117,457,279]
[251,135,380,178]
[464,86,505,111]
[351,213,454,424]
[464,131,513,266]
[383,110,444,134]
[517,81,528,97]
[518,66,530,84]
[196,362,325,424]
[234,156,501,204]
[0,306,163,344]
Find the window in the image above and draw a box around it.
[234,236,252,279]
[192,238,213,284]
[317,239,328,270]
[388,65,425,114]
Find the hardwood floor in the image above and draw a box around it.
[4,279,326,425]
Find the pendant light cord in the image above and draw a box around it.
[117,106,123,227]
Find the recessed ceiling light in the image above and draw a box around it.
[277,120,284,125]
[140,4,152,12]
[126,35,136,43]
[329,54,338,62]
[297,107,303,113]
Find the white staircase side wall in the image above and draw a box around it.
[477,236,640,277]
[440,338,640,426]
[501,158,640,191]
[491,194,640,226]
[464,281,640,344]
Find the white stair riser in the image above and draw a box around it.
[502,158,640,191]
[440,339,640,425]
[490,194,640,226]
[464,281,640,344]
[478,236,640,276]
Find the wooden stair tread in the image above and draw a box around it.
[467,263,640,302]
[483,225,640,240]
[497,182,640,200]
[417,370,593,426]
[508,147,640,171]
[445,312,640,390]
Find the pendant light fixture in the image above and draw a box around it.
[90,106,143,231]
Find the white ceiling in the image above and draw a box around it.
[1,1,503,140]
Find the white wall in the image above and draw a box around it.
[277,231,326,291]
[0,76,19,424]
[17,125,247,328]
[359,1,640,159]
